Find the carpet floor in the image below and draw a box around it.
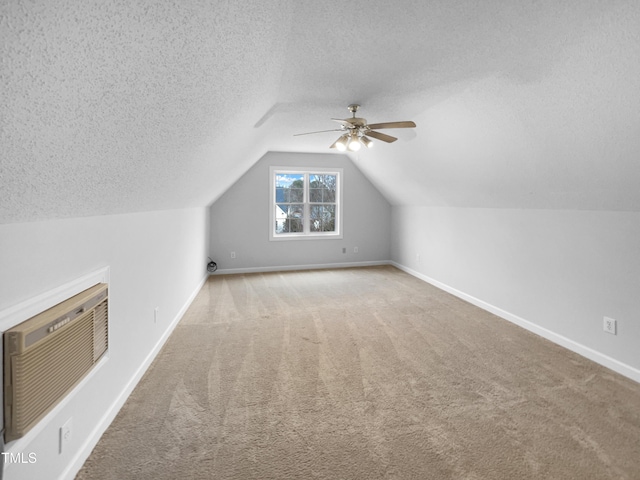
[77,266,640,479]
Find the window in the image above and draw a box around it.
[269,166,343,240]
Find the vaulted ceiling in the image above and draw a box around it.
[2,1,639,224]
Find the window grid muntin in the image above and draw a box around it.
[271,168,341,239]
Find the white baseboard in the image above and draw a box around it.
[391,262,640,385]
[60,273,209,480]
[215,260,389,275]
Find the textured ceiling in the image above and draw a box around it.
[2,0,640,224]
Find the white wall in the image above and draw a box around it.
[0,207,210,480]
[209,151,391,272]
[391,206,640,381]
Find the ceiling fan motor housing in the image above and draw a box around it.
[347,118,367,127]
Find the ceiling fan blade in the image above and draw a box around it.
[294,129,343,136]
[331,118,354,126]
[367,121,416,130]
[366,130,397,143]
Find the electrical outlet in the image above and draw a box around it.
[230,251,236,259]
[60,418,72,454]
[342,247,346,253]
[416,253,421,264]
[603,317,617,335]
[154,307,159,323]
[354,246,359,253]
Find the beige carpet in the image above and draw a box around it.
[77,266,640,479]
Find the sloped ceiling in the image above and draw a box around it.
[2,1,639,224]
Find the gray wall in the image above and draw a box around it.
[390,206,640,381]
[209,151,391,272]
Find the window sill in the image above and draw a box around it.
[269,233,343,241]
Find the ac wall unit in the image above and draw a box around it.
[3,283,109,442]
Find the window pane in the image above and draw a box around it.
[288,187,303,203]
[275,204,304,233]
[310,205,336,232]
[276,173,304,188]
[309,187,322,202]
[310,174,336,203]
[276,174,305,203]
[323,186,335,203]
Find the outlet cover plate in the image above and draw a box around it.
[603,317,617,335]
[60,418,72,454]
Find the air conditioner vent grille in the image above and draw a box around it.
[14,312,94,430]
[3,283,108,442]
[93,300,108,362]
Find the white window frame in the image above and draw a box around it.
[269,166,343,241]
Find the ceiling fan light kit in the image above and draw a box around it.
[334,135,349,151]
[294,104,416,151]
[359,135,373,149]
[348,137,362,151]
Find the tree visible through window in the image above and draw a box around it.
[270,167,342,240]
[309,174,336,233]
[275,174,305,233]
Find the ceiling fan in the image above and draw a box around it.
[294,104,417,152]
